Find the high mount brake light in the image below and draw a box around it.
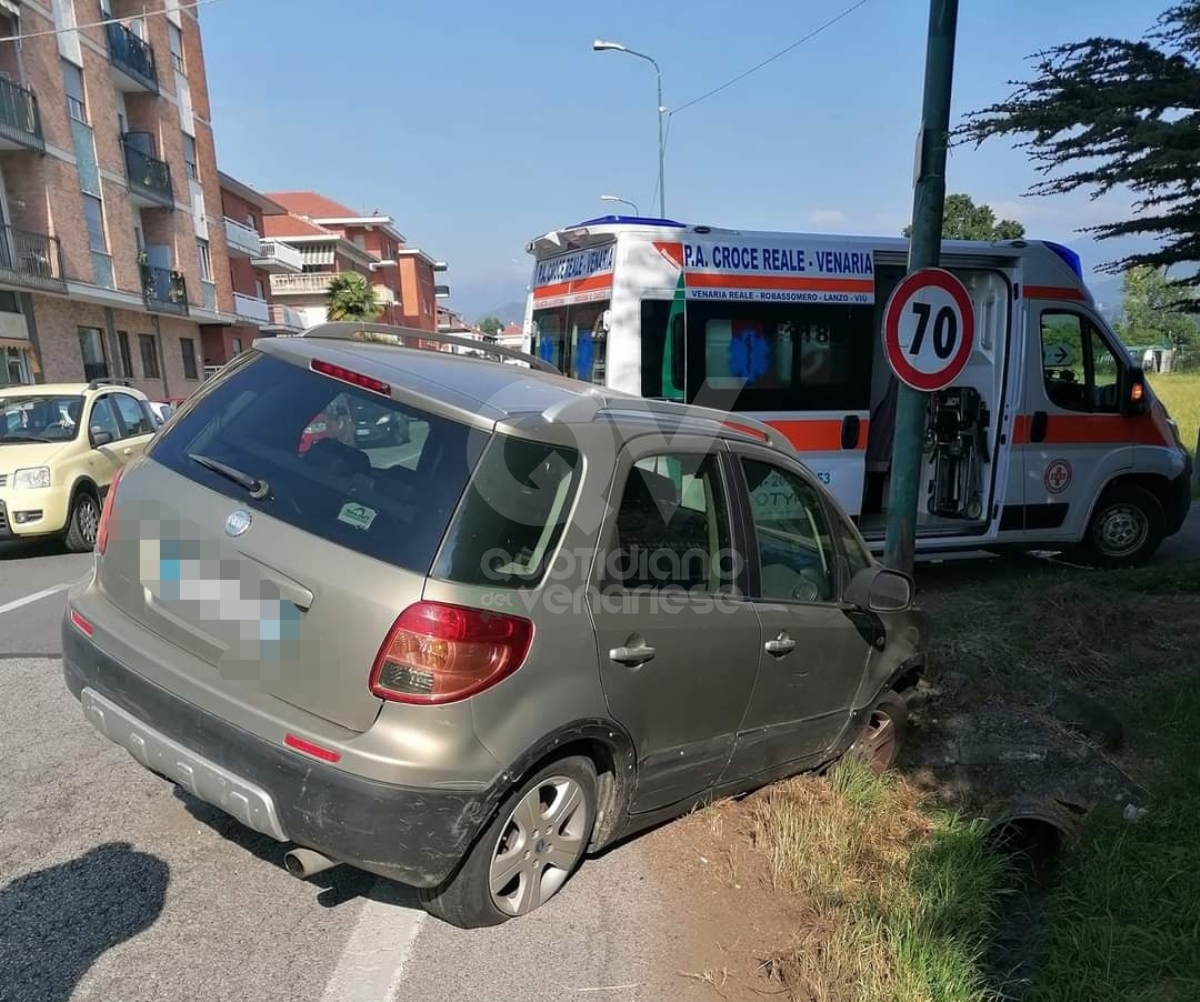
[369,602,534,705]
[309,358,391,396]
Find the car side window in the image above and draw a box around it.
[88,396,120,443]
[609,452,733,593]
[741,458,835,603]
[833,508,873,585]
[112,393,153,437]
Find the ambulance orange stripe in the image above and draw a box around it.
[531,273,613,300]
[1024,285,1088,302]
[685,273,876,294]
[767,418,870,451]
[1011,413,1170,446]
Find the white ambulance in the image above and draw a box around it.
[524,215,1192,566]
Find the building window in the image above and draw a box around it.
[168,23,184,73]
[196,239,212,282]
[0,291,20,314]
[62,61,87,124]
[116,331,133,378]
[183,134,197,181]
[79,327,108,382]
[3,347,31,385]
[254,278,265,299]
[181,337,198,379]
[82,195,106,253]
[139,334,160,379]
[231,336,242,355]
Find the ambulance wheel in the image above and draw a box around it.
[1085,485,1165,569]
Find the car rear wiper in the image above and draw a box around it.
[188,453,271,500]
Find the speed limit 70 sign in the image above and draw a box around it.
[882,268,975,391]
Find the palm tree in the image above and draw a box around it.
[326,272,382,322]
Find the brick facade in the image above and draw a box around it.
[0,0,240,393]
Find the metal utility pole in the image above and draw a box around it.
[593,39,666,217]
[883,0,960,574]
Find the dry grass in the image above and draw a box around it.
[749,761,1009,1002]
[1149,371,1200,461]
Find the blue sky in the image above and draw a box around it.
[203,0,1160,318]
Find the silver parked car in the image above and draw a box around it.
[63,323,926,928]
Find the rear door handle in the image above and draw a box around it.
[609,644,657,666]
[764,633,796,656]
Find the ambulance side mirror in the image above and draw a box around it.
[1121,365,1149,416]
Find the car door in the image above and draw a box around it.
[587,437,760,814]
[1015,304,1134,539]
[109,392,156,464]
[83,395,122,490]
[721,448,875,782]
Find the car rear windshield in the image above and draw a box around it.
[149,352,485,574]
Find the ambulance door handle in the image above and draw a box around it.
[1030,411,1048,444]
[840,415,861,450]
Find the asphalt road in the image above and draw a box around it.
[1,506,1196,1001]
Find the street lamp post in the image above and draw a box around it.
[600,194,640,216]
[593,39,665,218]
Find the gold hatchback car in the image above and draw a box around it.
[0,379,159,551]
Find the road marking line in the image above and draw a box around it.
[319,881,425,1002]
[0,582,73,616]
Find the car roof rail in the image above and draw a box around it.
[598,399,794,453]
[296,321,561,375]
[88,377,132,390]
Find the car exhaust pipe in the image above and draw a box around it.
[284,847,336,879]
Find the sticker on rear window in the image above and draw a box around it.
[338,501,377,531]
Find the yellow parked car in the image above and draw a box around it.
[0,379,158,551]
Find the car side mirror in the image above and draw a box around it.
[90,427,113,447]
[844,566,914,613]
[1121,365,1149,416]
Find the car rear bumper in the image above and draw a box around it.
[62,620,493,888]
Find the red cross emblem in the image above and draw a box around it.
[1044,459,1072,494]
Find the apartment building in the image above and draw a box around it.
[0,0,255,396]
[264,191,449,332]
[200,171,303,370]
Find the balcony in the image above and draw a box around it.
[435,283,451,299]
[269,271,335,296]
[141,264,189,315]
[0,78,45,154]
[223,217,261,258]
[373,284,397,305]
[251,239,302,274]
[263,303,307,334]
[106,21,159,93]
[233,291,270,323]
[0,226,66,293]
[122,134,174,209]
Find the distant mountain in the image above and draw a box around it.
[1089,275,1125,320]
[476,300,527,325]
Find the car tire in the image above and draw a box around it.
[848,690,908,775]
[1084,484,1166,569]
[418,755,597,928]
[64,489,101,553]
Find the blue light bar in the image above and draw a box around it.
[570,215,687,228]
[1043,241,1083,279]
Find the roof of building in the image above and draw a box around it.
[262,214,331,239]
[501,322,523,335]
[218,173,288,215]
[268,191,364,219]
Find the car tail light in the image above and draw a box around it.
[369,602,534,705]
[95,465,125,556]
[310,358,390,396]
